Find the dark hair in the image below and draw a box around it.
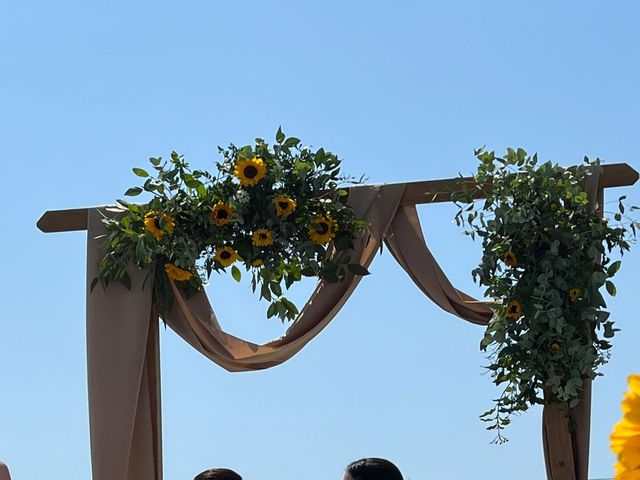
[194,468,242,480]
[346,458,403,480]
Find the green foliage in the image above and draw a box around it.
[95,129,369,321]
[454,148,638,443]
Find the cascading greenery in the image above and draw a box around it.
[454,148,637,443]
[93,129,369,321]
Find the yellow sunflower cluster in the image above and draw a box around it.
[214,246,239,267]
[164,263,192,281]
[611,375,640,479]
[569,288,581,302]
[210,202,233,226]
[234,157,267,187]
[144,211,175,240]
[503,251,518,267]
[505,300,523,319]
[308,215,337,245]
[252,228,274,247]
[274,195,296,217]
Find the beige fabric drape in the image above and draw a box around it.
[87,214,162,480]
[0,461,10,480]
[162,184,408,372]
[86,180,596,480]
[160,185,495,374]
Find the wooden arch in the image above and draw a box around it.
[37,164,638,480]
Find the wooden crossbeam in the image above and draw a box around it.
[37,163,639,233]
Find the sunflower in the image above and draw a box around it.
[569,288,581,302]
[144,211,175,240]
[308,215,338,245]
[234,157,267,187]
[251,259,264,267]
[252,229,274,247]
[611,375,640,478]
[164,263,193,281]
[274,195,297,217]
[505,300,523,319]
[210,202,233,226]
[503,251,518,267]
[214,246,239,267]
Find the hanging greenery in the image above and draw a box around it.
[454,148,638,443]
[93,129,369,321]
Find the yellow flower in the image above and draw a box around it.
[616,466,640,479]
[251,259,264,267]
[620,442,640,472]
[569,288,581,302]
[503,251,518,267]
[234,157,267,187]
[611,375,640,478]
[144,211,175,240]
[505,300,523,319]
[612,425,640,454]
[210,202,233,226]
[308,215,338,245]
[274,195,297,217]
[252,229,274,247]
[624,382,640,425]
[551,343,561,351]
[550,202,559,212]
[164,263,193,281]
[214,246,239,267]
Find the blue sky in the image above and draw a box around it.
[1,1,639,479]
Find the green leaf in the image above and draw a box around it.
[605,280,617,296]
[301,267,316,277]
[282,297,299,317]
[270,282,282,296]
[603,321,617,338]
[607,260,622,276]
[231,265,242,282]
[124,187,143,196]
[284,137,300,147]
[260,283,272,301]
[267,302,278,318]
[133,168,150,178]
[121,271,132,290]
[276,127,285,144]
[323,270,340,283]
[347,264,370,276]
[334,236,351,251]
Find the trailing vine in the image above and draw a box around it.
[454,148,638,442]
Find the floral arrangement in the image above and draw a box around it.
[454,148,637,442]
[93,129,369,320]
[611,374,640,479]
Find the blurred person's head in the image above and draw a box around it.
[344,458,403,480]
[194,468,242,480]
